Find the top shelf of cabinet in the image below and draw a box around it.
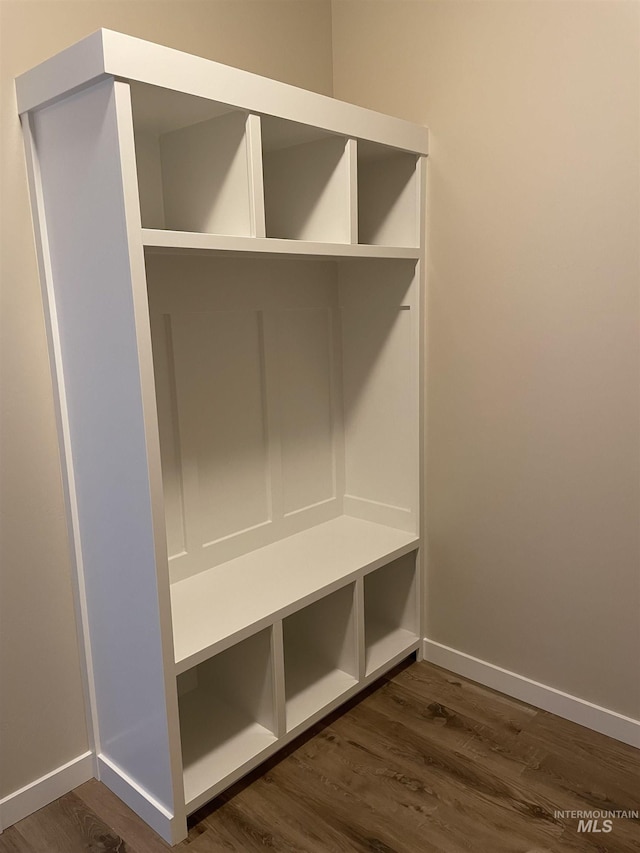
[16,29,428,154]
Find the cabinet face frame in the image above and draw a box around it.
[17,29,428,847]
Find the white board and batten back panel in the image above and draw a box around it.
[29,78,183,833]
[148,314,187,559]
[276,307,340,516]
[148,251,420,585]
[146,255,345,582]
[172,308,271,546]
[340,259,420,534]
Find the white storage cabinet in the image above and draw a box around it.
[17,30,428,844]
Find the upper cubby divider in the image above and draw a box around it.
[261,117,354,243]
[357,141,419,248]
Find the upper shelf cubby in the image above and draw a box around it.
[261,117,352,243]
[357,141,419,248]
[129,82,423,248]
[127,80,426,249]
[130,83,260,236]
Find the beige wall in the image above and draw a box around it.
[0,0,333,800]
[333,0,640,719]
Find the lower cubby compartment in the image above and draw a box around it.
[283,584,358,731]
[364,551,419,675]
[177,628,277,808]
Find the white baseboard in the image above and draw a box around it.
[97,754,177,844]
[0,750,94,831]
[423,638,640,749]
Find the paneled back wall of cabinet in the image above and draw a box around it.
[17,30,428,844]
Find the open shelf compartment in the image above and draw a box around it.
[364,551,419,675]
[283,584,358,731]
[261,116,352,242]
[149,252,422,674]
[177,628,277,809]
[130,83,260,236]
[357,140,419,247]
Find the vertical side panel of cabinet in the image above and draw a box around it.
[27,78,185,843]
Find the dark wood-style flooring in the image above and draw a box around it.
[2,660,639,852]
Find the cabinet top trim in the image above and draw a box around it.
[15,29,429,155]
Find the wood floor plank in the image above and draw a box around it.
[393,660,538,732]
[522,710,640,803]
[515,710,640,852]
[0,825,38,853]
[9,792,132,853]
[288,721,519,852]
[291,712,560,853]
[345,697,519,802]
[265,761,434,853]
[216,773,367,853]
[319,705,566,853]
[332,687,638,852]
[367,677,543,779]
[259,730,438,853]
[270,729,443,850]
[529,709,640,769]
[75,779,172,853]
[206,796,325,852]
